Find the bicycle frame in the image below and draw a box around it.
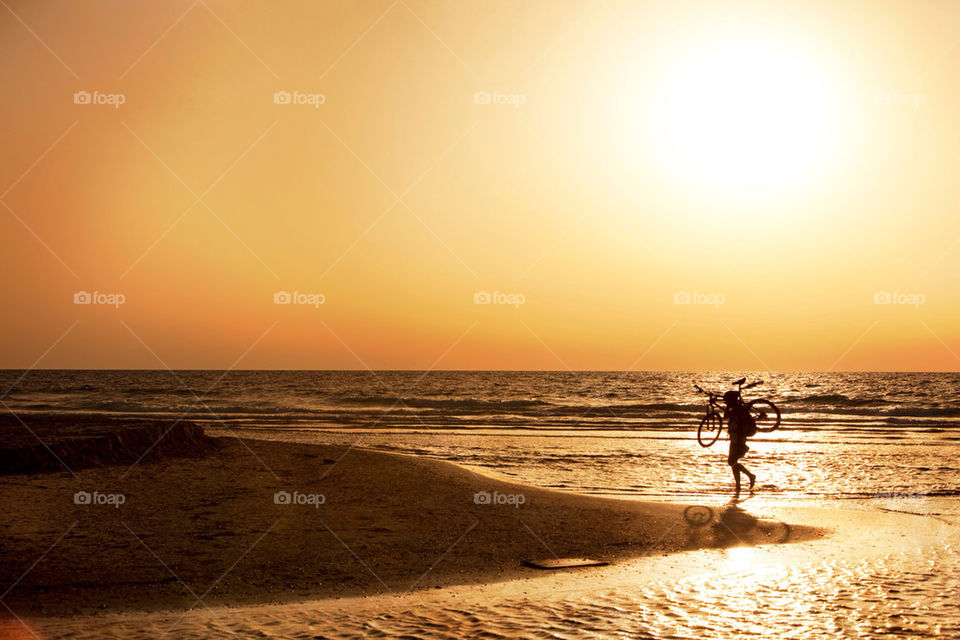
[694,378,762,419]
[694,378,780,447]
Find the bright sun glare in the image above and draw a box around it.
[651,37,841,191]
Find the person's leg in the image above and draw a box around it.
[730,460,742,494]
[735,463,756,489]
[743,464,756,489]
[728,438,744,494]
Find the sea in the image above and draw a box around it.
[3,370,958,501]
[4,370,960,639]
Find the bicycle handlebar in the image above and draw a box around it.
[695,378,762,398]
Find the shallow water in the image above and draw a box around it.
[219,427,960,512]
[325,545,960,639]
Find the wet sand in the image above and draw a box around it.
[15,501,958,639]
[0,434,821,623]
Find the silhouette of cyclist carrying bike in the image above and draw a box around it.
[695,377,780,494]
[723,389,757,495]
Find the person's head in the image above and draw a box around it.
[723,390,739,408]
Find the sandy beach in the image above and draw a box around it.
[21,504,956,640]
[1,429,822,621]
[2,424,956,639]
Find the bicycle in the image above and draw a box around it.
[694,377,781,447]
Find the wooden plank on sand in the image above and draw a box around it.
[521,558,610,570]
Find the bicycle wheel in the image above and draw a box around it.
[683,505,714,526]
[749,399,781,432]
[697,411,723,447]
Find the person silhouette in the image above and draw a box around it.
[723,390,757,495]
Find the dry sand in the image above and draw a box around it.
[0,435,822,619]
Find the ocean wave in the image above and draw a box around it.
[334,396,714,413]
[78,400,160,413]
[2,384,101,396]
[882,407,960,418]
[11,396,959,421]
[792,393,890,407]
[334,396,552,410]
[601,402,702,413]
[871,488,960,498]
[120,388,213,396]
[19,399,319,416]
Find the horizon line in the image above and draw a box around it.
[0,368,957,374]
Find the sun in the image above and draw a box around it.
[650,36,841,192]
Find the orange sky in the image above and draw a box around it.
[1,0,959,370]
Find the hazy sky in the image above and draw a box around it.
[2,0,959,370]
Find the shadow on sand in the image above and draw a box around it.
[682,499,795,548]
